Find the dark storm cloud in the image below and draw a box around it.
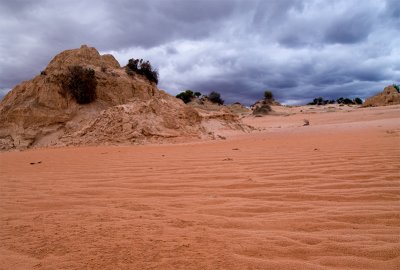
[1,0,35,13]
[252,0,304,25]
[385,0,400,20]
[1,0,399,104]
[324,13,373,44]
[155,0,235,23]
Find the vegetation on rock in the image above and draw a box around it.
[264,90,273,100]
[208,91,224,105]
[62,66,97,104]
[176,90,197,103]
[126,58,159,84]
[252,102,271,115]
[393,84,400,93]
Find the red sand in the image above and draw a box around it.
[1,105,400,269]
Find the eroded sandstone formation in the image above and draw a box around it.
[0,45,246,150]
[363,85,400,107]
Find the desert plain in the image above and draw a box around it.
[1,104,399,270]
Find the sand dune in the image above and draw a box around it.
[1,105,399,269]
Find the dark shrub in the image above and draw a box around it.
[194,91,202,98]
[208,91,224,105]
[252,102,271,116]
[336,97,344,104]
[176,90,195,104]
[40,70,47,76]
[337,97,356,104]
[354,97,363,104]
[343,98,354,105]
[315,97,324,105]
[264,90,273,100]
[126,58,159,84]
[63,66,97,104]
[308,97,329,105]
[393,84,400,93]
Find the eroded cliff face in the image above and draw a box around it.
[363,85,400,107]
[0,45,187,150]
[0,45,247,150]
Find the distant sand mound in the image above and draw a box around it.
[0,45,247,150]
[227,102,251,115]
[189,98,249,115]
[251,99,276,116]
[188,97,224,111]
[363,85,400,107]
[55,92,204,147]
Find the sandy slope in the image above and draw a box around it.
[1,105,400,270]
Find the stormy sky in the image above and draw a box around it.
[1,0,399,105]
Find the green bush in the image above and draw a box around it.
[63,66,97,104]
[307,97,359,106]
[253,102,271,115]
[126,58,159,84]
[208,91,224,105]
[343,98,354,104]
[336,97,356,105]
[393,84,400,93]
[336,97,355,104]
[176,90,203,103]
[264,90,273,100]
[176,90,195,103]
[308,97,329,105]
[354,97,363,104]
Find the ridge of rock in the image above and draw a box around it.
[363,85,400,107]
[0,45,247,150]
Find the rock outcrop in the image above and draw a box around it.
[0,45,247,150]
[363,85,400,107]
[53,92,205,147]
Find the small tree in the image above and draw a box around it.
[63,66,97,104]
[126,58,159,84]
[308,97,329,105]
[194,91,202,98]
[354,97,363,104]
[264,90,273,100]
[393,84,400,93]
[336,97,345,104]
[176,90,195,104]
[208,91,224,105]
[315,97,324,105]
[343,98,354,105]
